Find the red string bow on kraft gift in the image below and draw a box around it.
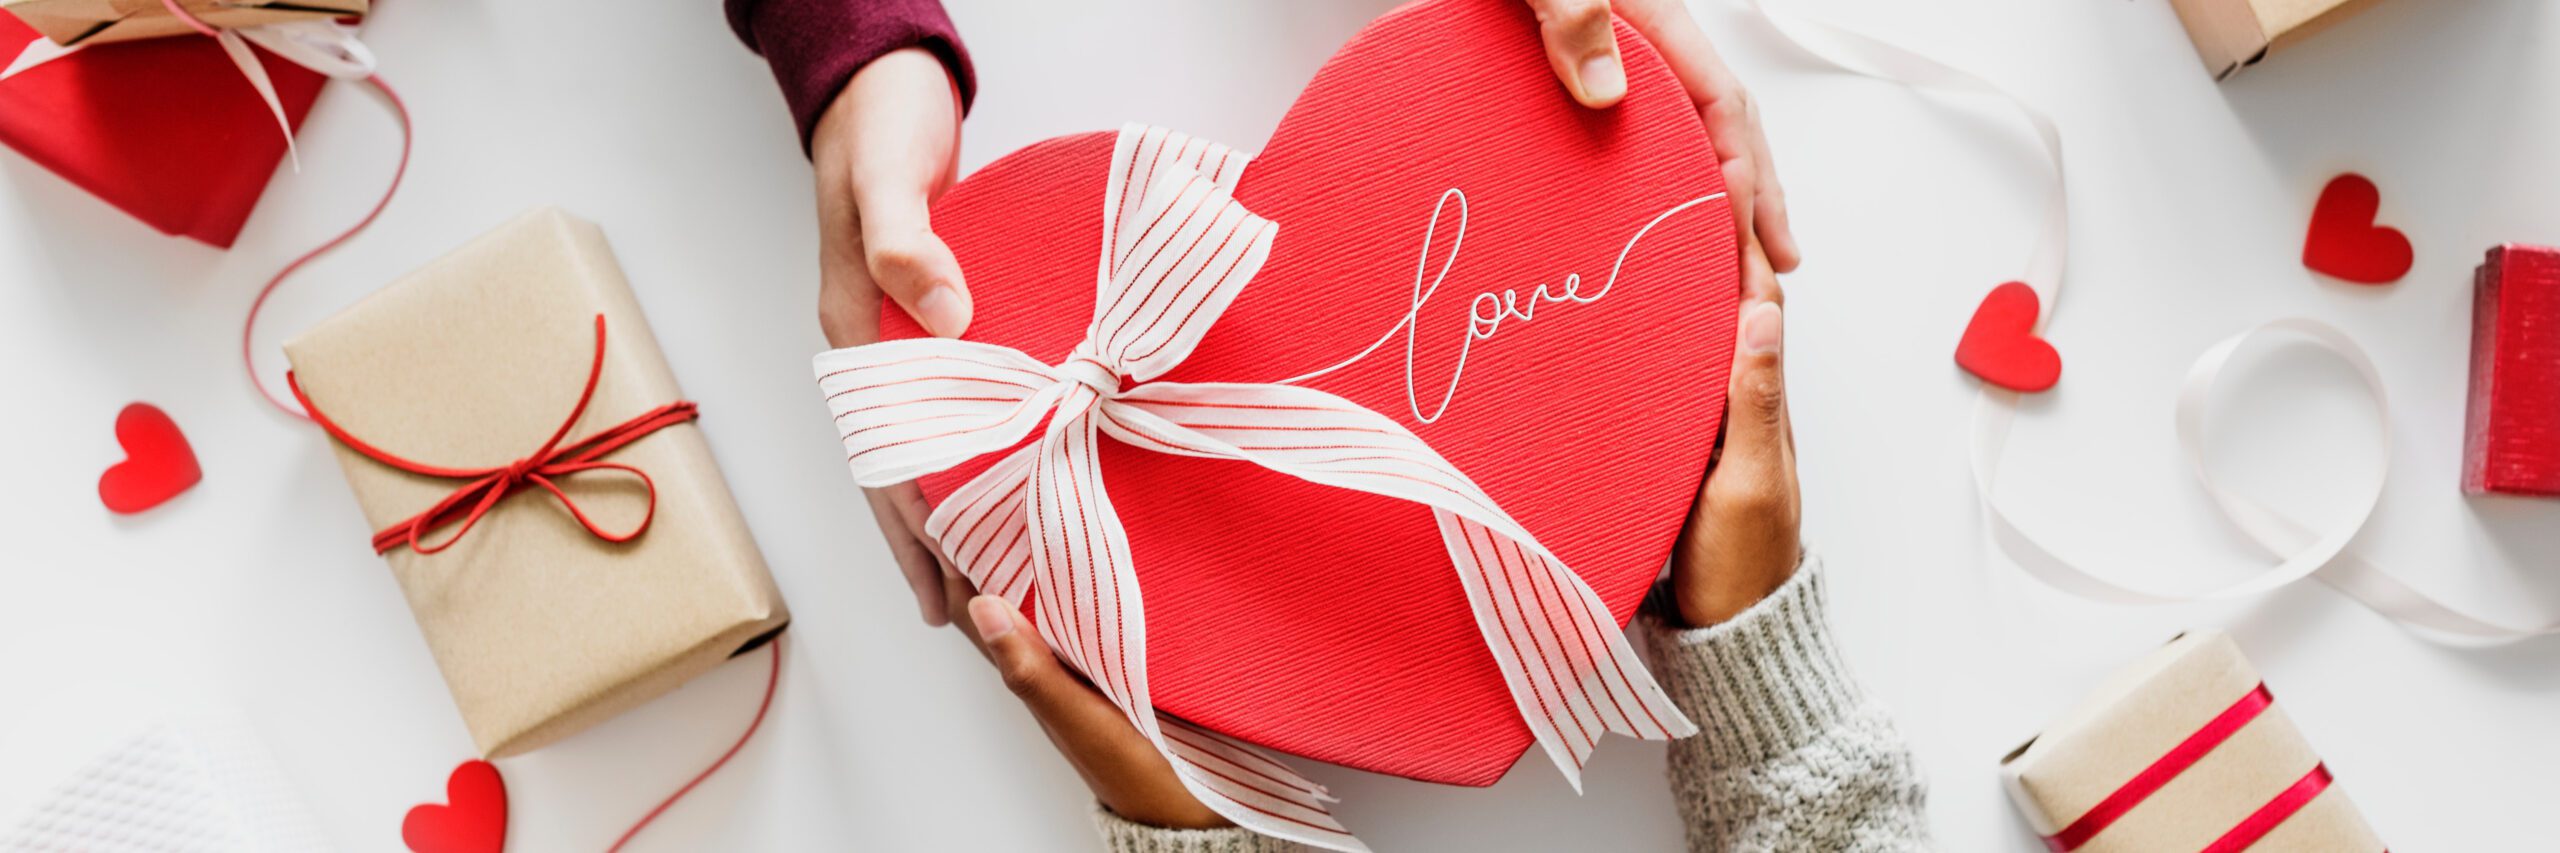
[289,315,699,555]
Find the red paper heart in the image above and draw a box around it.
[403,760,507,853]
[1956,282,2061,393]
[97,403,201,513]
[2302,173,2412,284]
[887,0,1737,784]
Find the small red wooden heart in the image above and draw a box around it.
[886,0,1737,784]
[1956,282,2061,393]
[2303,173,2412,284]
[97,403,201,514]
[402,760,507,853]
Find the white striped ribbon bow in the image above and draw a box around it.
[813,124,1696,851]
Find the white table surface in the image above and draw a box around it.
[5,0,2557,849]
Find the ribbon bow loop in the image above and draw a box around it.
[814,125,1693,852]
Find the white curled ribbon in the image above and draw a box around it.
[813,124,1696,851]
[1751,0,2558,641]
[2,16,375,171]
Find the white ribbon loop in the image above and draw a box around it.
[814,124,1694,850]
[1751,0,2556,642]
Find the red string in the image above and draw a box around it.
[157,0,220,36]
[606,637,785,853]
[238,72,413,420]
[287,315,698,554]
[155,0,417,419]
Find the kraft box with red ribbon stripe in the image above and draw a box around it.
[2464,243,2560,498]
[284,207,789,759]
[2002,632,2383,852]
[0,3,356,247]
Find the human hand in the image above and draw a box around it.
[810,47,973,625]
[1670,250,1800,627]
[1522,0,1801,272]
[943,575,1229,829]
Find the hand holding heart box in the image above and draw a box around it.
[862,0,1738,786]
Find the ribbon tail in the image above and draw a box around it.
[1022,407,1367,852]
[1156,712,1367,852]
[212,28,301,171]
[1,37,78,80]
[1436,511,1697,788]
[922,444,1041,604]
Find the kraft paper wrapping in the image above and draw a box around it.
[2165,0,2384,80]
[2001,632,2382,852]
[284,207,788,758]
[2,0,365,46]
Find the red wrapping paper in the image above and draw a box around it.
[2464,243,2560,497]
[0,14,324,247]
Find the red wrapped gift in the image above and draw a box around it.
[2464,243,2560,497]
[0,13,325,247]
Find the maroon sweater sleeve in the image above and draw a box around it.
[726,0,977,154]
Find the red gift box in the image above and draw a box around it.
[2464,243,2560,497]
[0,14,325,247]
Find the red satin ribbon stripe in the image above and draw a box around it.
[2199,764,2337,853]
[287,314,698,555]
[2040,682,2346,852]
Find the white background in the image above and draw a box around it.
[3,0,2556,849]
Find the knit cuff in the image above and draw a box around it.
[1640,553,1867,770]
[1090,806,1304,853]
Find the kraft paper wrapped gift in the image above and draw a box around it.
[2,0,363,46]
[2166,0,2385,80]
[284,207,789,758]
[2002,632,2382,852]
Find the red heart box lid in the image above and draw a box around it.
[888,0,1738,785]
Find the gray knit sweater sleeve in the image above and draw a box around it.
[1639,554,1931,851]
[1091,553,1928,852]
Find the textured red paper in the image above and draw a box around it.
[2463,244,2560,498]
[887,0,1737,784]
[0,15,325,247]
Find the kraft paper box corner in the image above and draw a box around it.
[2,0,365,47]
[2166,0,2386,80]
[2000,631,2382,852]
[283,206,789,758]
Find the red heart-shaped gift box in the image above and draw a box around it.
[890,0,1739,785]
